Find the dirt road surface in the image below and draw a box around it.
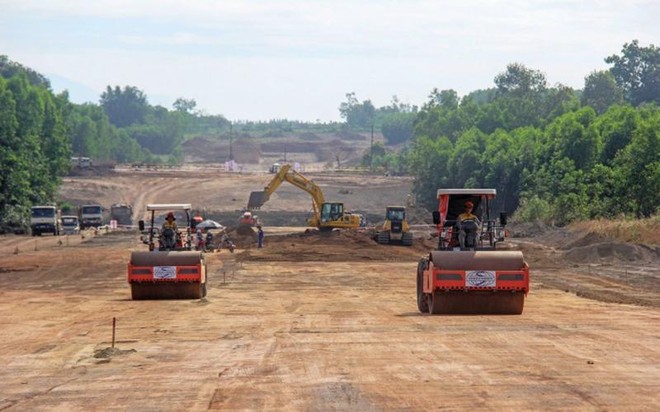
[1,169,658,410]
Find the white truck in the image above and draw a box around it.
[61,215,81,235]
[30,206,61,236]
[79,204,104,229]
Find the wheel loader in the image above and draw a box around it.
[376,206,413,246]
[127,204,207,300]
[416,189,529,315]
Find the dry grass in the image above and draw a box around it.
[569,217,660,245]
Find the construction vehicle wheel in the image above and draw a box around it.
[130,282,204,300]
[425,292,525,315]
[427,291,444,315]
[402,232,413,246]
[377,232,390,244]
[131,283,149,300]
[416,258,429,313]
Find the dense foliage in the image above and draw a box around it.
[0,63,70,228]
[406,41,659,223]
[1,39,657,229]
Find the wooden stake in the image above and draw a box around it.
[112,317,116,349]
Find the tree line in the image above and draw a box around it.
[0,57,227,229]
[345,40,659,222]
[0,39,657,229]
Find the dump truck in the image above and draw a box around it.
[247,163,361,230]
[416,189,530,315]
[79,204,103,229]
[30,205,61,236]
[376,206,413,246]
[127,203,207,300]
[110,203,133,227]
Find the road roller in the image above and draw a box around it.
[128,204,207,300]
[416,189,530,314]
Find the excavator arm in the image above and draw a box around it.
[247,164,325,218]
[247,164,361,230]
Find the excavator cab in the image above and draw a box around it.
[320,202,343,222]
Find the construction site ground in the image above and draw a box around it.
[1,168,659,410]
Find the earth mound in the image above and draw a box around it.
[564,242,660,264]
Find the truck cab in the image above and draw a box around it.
[79,204,104,229]
[30,206,61,236]
[110,203,133,226]
[61,216,80,235]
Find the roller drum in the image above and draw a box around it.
[130,251,202,267]
[429,250,525,271]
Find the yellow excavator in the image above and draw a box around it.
[247,164,362,231]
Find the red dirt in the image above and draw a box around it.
[0,169,658,410]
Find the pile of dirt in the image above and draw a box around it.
[564,242,660,264]
[227,226,257,247]
[236,228,430,262]
[507,221,554,238]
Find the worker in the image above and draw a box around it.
[257,225,264,248]
[458,201,479,223]
[161,212,178,249]
[457,201,480,250]
[162,212,178,231]
[196,227,204,250]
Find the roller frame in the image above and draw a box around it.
[418,251,529,315]
[128,251,207,300]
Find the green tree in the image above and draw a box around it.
[612,110,660,217]
[381,112,415,145]
[594,105,639,164]
[173,97,197,113]
[581,70,624,114]
[100,85,149,127]
[407,135,453,209]
[449,128,487,188]
[338,92,376,129]
[544,107,600,171]
[605,40,660,106]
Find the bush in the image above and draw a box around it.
[513,195,554,223]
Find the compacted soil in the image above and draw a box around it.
[0,169,658,410]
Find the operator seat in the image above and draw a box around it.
[457,219,479,250]
[160,228,178,250]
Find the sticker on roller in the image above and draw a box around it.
[466,271,496,287]
[154,266,177,279]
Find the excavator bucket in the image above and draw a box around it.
[421,251,529,315]
[128,251,206,300]
[247,191,266,209]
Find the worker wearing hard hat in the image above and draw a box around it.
[457,201,480,250]
[162,212,178,231]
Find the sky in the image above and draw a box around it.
[1,0,658,122]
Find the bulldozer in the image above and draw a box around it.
[127,203,207,300]
[376,206,413,246]
[416,189,529,314]
[247,164,361,231]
